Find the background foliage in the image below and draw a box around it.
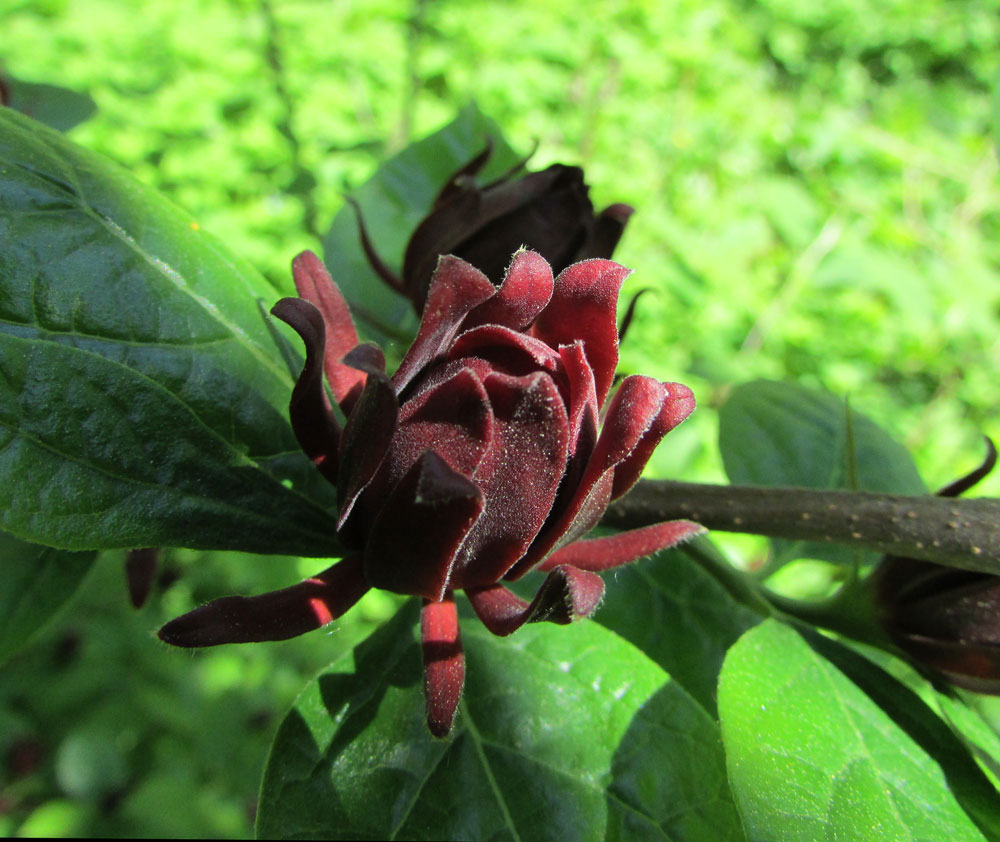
[2,0,999,837]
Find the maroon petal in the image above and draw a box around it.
[125,548,160,608]
[464,249,554,331]
[336,344,398,534]
[610,381,696,500]
[432,141,493,207]
[291,251,366,409]
[157,555,369,647]
[507,375,668,578]
[576,203,635,261]
[387,367,494,488]
[538,520,705,572]
[449,371,570,590]
[364,451,484,601]
[558,341,599,458]
[271,297,342,482]
[346,198,406,294]
[533,259,631,407]
[392,256,497,394]
[422,593,466,738]
[892,634,1000,694]
[466,564,605,637]
[449,324,561,376]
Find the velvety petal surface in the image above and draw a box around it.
[421,593,465,738]
[364,451,484,601]
[449,323,561,377]
[450,371,570,589]
[335,344,398,535]
[157,555,369,646]
[464,249,554,330]
[466,564,605,637]
[392,256,497,393]
[538,520,705,572]
[271,297,342,482]
[291,250,365,408]
[533,259,631,407]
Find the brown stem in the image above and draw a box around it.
[603,480,1000,574]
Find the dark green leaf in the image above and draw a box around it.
[0,529,96,664]
[595,539,761,717]
[0,108,338,553]
[258,600,744,841]
[322,104,521,351]
[718,619,989,841]
[2,77,97,132]
[718,379,926,564]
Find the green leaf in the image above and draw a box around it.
[718,379,926,564]
[0,529,96,664]
[2,77,97,132]
[322,103,521,351]
[0,108,339,554]
[258,600,744,841]
[594,540,761,717]
[718,619,990,841]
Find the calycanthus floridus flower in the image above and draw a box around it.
[159,248,702,737]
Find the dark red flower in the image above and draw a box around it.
[354,144,634,313]
[159,248,700,737]
[873,438,1000,693]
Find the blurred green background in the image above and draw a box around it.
[2,0,999,836]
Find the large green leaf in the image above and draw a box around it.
[258,600,744,841]
[718,619,991,841]
[2,78,97,132]
[322,104,521,351]
[718,379,926,564]
[0,108,339,554]
[0,529,96,664]
[594,539,761,717]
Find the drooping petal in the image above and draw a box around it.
[557,341,599,458]
[336,344,398,536]
[392,256,497,394]
[290,251,365,409]
[890,634,1000,695]
[449,371,570,590]
[533,258,631,407]
[610,381,696,500]
[157,555,369,646]
[125,548,160,609]
[466,564,605,637]
[271,297,342,482]
[364,451,484,601]
[537,520,705,572]
[346,197,406,294]
[421,593,465,738]
[464,249,554,331]
[576,203,635,262]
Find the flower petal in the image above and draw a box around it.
[271,297,342,482]
[449,371,570,589]
[335,345,399,536]
[610,381,695,500]
[290,251,365,409]
[892,634,1000,694]
[538,520,705,572]
[464,249,554,331]
[533,258,631,407]
[422,593,465,738]
[392,256,497,394]
[576,203,634,261]
[125,548,160,609]
[466,564,605,637]
[157,555,369,646]
[449,323,561,377]
[364,451,484,601]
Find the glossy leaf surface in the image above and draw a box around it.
[258,600,744,841]
[0,109,338,554]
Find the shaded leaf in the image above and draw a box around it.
[719,619,990,841]
[258,600,744,841]
[719,379,926,564]
[0,529,96,664]
[322,104,521,351]
[594,538,761,717]
[2,76,97,132]
[0,108,338,553]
